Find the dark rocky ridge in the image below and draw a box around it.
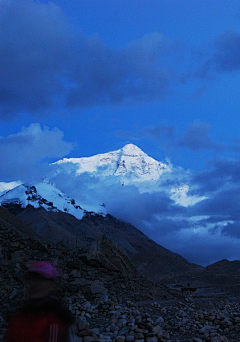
[2,203,202,282]
[2,203,240,290]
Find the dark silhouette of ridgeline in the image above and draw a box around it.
[1,203,203,281]
[1,203,240,296]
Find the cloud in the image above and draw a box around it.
[0,0,179,119]
[199,31,240,77]
[0,123,73,181]
[192,158,240,192]
[139,122,219,155]
[179,122,217,150]
[213,31,240,72]
[67,32,172,107]
[141,121,240,157]
[2,1,239,120]
[165,230,240,266]
[143,124,175,145]
[104,188,180,226]
[190,159,240,220]
[141,122,215,151]
[0,0,72,117]
[180,158,240,261]
[48,152,240,266]
[222,222,240,238]
[50,136,240,265]
[193,188,240,220]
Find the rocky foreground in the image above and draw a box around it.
[1,207,240,341]
[1,252,240,341]
[70,298,240,342]
[2,259,240,342]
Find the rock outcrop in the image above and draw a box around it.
[81,235,137,277]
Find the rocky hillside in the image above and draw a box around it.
[1,206,240,341]
[1,202,202,281]
[0,206,169,338]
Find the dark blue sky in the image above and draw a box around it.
[1,0,240,169]
[1,0,240,264]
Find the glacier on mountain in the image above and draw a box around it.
[53,143,205,207]
[0,181,22,195]
[54,143,171,183]
[0,181,89,219]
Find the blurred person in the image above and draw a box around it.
[6,261,80,342]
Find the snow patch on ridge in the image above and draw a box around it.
[0,181,22,195]
[0,181,93,219]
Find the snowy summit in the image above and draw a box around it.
[54,143,171,183]
[53,143,205,207]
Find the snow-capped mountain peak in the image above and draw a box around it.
[121,143,145,155]
[0,181,22,194]
[54,143,171,183]
[0,181,87,219]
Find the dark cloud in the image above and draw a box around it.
[188,158,240,239]
[139,121,219,153]
[190,190,240,219]
[0,1,176,118]
[170,233,240,266]
[179,122,217,151]
[144,121,240,157]
[2,1,239,119]
[192,158,240,192]
[213,31,240,72]
[0,0,72,117]
[199,31,240,77]
[50,166,179,218]
[143,124,175,145]
[144,216,191,238]
[62,32,171,107]
[139,122,222,159]
[222,222,240,238]
[0,123,73,181]
[104,189,181,226]
[190,161,240,224]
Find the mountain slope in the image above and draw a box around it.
[0,181,89,219]
[0,179,204,280]
[2,201,203,281]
